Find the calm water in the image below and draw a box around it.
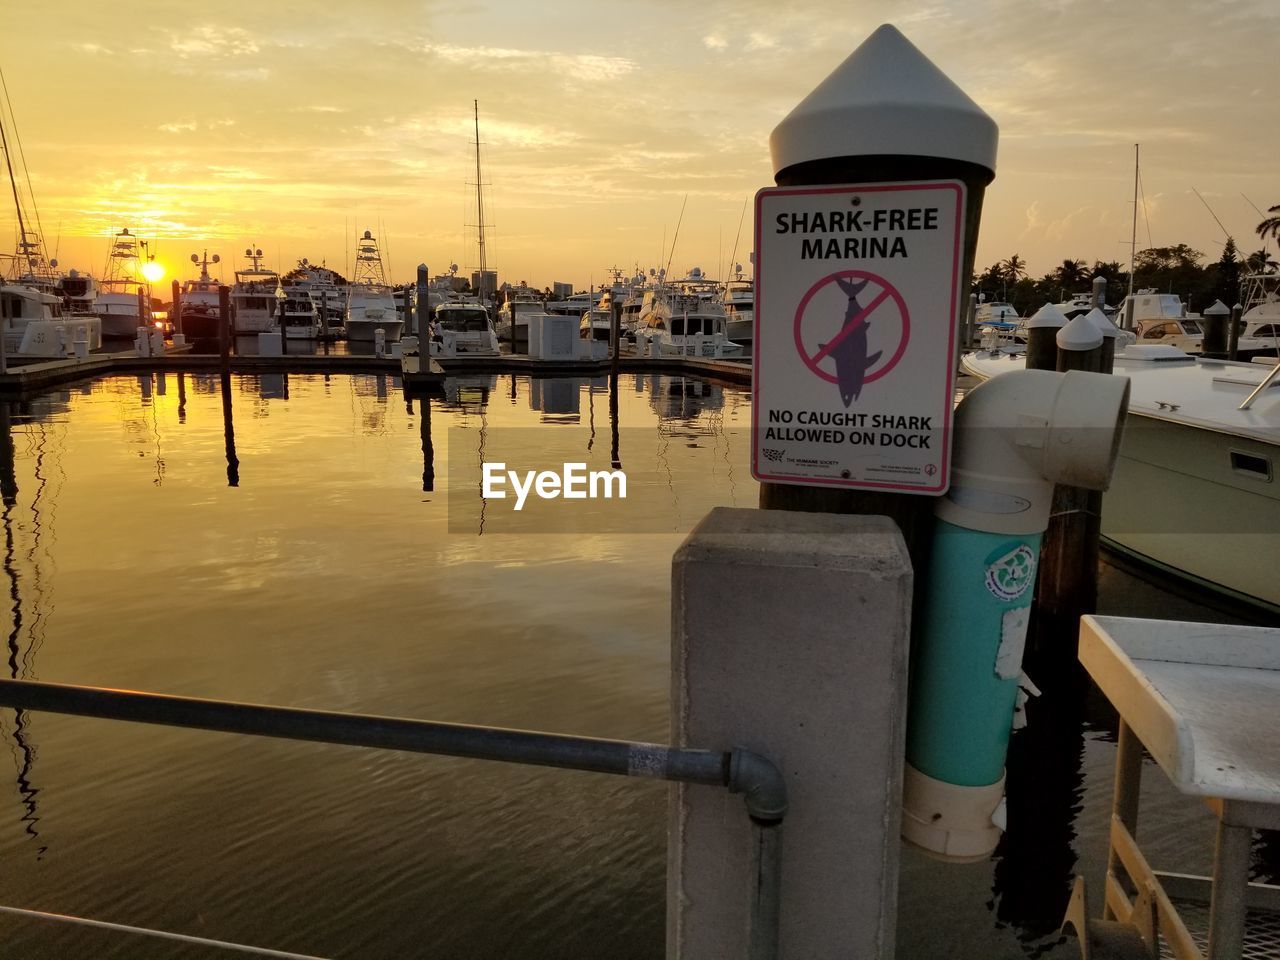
[0,371,1270,959]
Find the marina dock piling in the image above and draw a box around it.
[966,292,978,349]
[1228,302,1243,360]
[171,279,182,337]
[1035,317,1109,643]
[218,285,231,363]
[1201,299,1230,359]
[758,23,998,613]
[1026,303,1068,371]
[670,508,911,959]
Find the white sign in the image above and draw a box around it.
[751,180,966,495]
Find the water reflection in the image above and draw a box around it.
[989,662,1087,956]
[0,401,47,860]
[0,370,1269,959]
[221,370,240,487]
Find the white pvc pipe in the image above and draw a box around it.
[938,368,1130,536]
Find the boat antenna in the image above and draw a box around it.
[1242,194,1273,257]
[1191,188,1231,243]
[664,194,688,286]
[726,197,747,281]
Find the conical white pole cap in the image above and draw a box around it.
[1084,307,1119,339]
[1027,303,1068,330]
[1056,315,1104,352]
[770,24,998,177]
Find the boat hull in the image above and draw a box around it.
[346,319,404,342]
[179,310,223,340]
[1101,414,1280,615]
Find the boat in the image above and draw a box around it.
[344,230,403,343]
[230,246,281,334]
[0,86,102,354]
[973,298,1020,330]
[280,286,320,339]
[177,251,224,340]
[1113,288,1204,353]
[288,259,345,333]
[494,285,544,347]
[95,228,154,338]
[1236,271,1280,358]
[722,266,755,345]
[1,280,102,356]
[635,268,743,358]
[962,343,1280,615]
[433,299,498,354]
[56,270,100,321]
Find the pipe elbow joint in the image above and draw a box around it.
[729,747,788,825]
[941,369,1129,535]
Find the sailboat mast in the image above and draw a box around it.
[0,117,31,275]
[1127,143,1138,311]
[474,99,486,301]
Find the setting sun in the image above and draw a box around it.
[140,260,166,283]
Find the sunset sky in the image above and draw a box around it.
[3,0,1277,290]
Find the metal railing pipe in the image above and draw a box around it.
[0,678,786,959]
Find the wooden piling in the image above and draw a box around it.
[218,285,231,364]
[171,279,183,337]
[610,296,622,374]
[1227,303,1243,361]
[1034,317,1106,651]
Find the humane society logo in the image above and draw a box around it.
[983,544,1037,602]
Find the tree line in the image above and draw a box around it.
[973,205,1280,315]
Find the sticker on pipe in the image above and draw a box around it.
[752,181,966,494]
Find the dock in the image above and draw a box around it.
[0,346,752,398]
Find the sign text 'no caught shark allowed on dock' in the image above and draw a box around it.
[751,181,966,495]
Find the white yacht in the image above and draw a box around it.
[230,246,281,334]
[962,344,1279,615]
[1114,289,1204,353]
[433,300,498,354]
[494,286,545,347]
[1236,272,1280,358]
[722,267,755,345]
[56,270,100,321]
[281,286,320,339]
[289,259,345,332]
[345,230,403,343]
[1,282,102,356]
[95,228,153,338]
[635,268,743,358]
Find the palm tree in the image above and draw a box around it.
[1245,248,1278,274]
[1256,204,1280,247]
[1054,258,1088,290]
[1000,254,1027,285]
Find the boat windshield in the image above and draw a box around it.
[439,309,489,332]
[1181,319,1202,334]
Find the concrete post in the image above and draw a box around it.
[670,507,912,960]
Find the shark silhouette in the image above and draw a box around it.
[822,277,882,407]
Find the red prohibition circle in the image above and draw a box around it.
[792,269,911,385]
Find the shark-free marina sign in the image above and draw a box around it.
[751,180,966,494]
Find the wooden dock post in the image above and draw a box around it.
[218,285,231,363]
[1227,302,1243,361]
[609,296,621,374]
[1034,316,1106,649]
[171,279,183,337]
[757,27,997,599]
[1201,299,1230,360]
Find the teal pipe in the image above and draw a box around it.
[906,521,1041,787]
